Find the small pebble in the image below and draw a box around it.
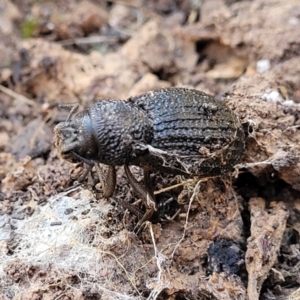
[82,209,90,215]
[257,59,271,73]
[64,208,74,215]
[50,221,62,226]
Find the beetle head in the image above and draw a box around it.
[54,111,98,164]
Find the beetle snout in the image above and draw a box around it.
[54,123,78,154]
[54,125,63,148]
[54,124,68,148]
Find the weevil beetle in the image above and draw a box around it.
[54,87,245,227]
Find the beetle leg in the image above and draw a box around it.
[110,197,144,219]
[94,164,116,198]
[94,164,147,227]
[77,163,93,182]
[58,140,81,156]
[124,165,157,210]
[124,165,157,230]
[134,208,155,233]
[143,168,154,204]
[70,151,94,166]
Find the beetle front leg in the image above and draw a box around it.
[94,164,116,198]
[76,163,93,182]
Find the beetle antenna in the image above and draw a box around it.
[58,103,80,121]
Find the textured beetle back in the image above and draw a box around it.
[131,88,241,155]
[130,87,245,176]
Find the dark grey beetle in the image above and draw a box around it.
[54,87,245,227]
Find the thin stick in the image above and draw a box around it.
[104,0,141,8]
[154,176,214,195]
[58,36,119,46]
[0,84,36,106]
